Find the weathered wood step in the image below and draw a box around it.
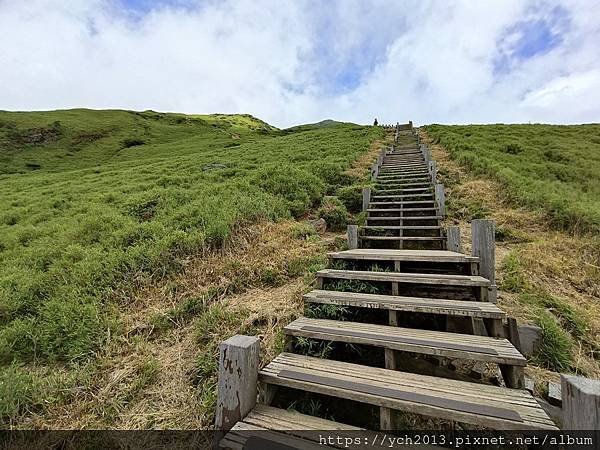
[377,174,431,181]
[304,290,503,319]
[379,166,427,170]
[328,249,478,263]
[379,168,428,174]
[259,354,557,430]
[377,175,430,182]
[360,236,445,241]
[380,165,427,169]
[361,225,441,230]
[375,181,432,187]
[371,193,434,199]
[286,317,526,366]
[316,269,490,287]
[220,404,364,449]
[367,207,439,213]
[369,201,436,206]
[366,215,442,221]
[374,187,432,193]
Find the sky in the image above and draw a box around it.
[1,0,599,128]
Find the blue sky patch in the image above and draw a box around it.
[494,6,570,75]
[117,0,197,16]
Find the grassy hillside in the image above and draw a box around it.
[422,125,600,383]
[424,124,600,232]
[0,109,382,423]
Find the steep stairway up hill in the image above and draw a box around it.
[218,122,556,447]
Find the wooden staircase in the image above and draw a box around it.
[217,122,557,448]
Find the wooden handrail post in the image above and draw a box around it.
[429,160,437,182]
[471,220,497,303]
[420,144,430,164]
[347,225,359,250]
[362,187,371,212]
[447,226,461,253]
[562,375,600,429]
[435,183,445,217]
[215,335,260,433]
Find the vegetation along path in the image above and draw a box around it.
[217,122,558,447]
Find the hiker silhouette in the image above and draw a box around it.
[373,118,378,126]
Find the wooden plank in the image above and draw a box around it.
[215,335,260,432]
[435,183,445,217]
[472,220,497,303]
[371,193,434,199]
[367,207,438,212]
[446,226,461,253]
[360,236,445,241]
[361,225,441,229]
[367,215,442,220]
[280,370,522,421]
[362,187,371,212]
[370,201,436,206]
[562,375,600,429]
[374,187,432,193]
[285,317,526,365]
[328,248,478,262]
[303,289,506,319]
[317,268,490,286]
[346,225,358,250]
[259,354,557,430]
[221,405,367,450]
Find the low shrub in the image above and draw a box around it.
[335,185,363,212]
[317,196,348,231]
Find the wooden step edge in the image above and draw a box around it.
[259,354,558,431]
[284,318,526,366]
[361,225,442,229]
[327,249,478,262]
[366,216,442,220]
[220,405,365,450]
[303,290,502,319]
[316,269,491,286]
[360,236,445,241]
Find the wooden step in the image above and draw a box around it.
[379,169,428,174]
[220,404,365,449]
[366,215,442,221]
[374,187,432,193]
[378,167,428,172]
[379,170,427,173]
[369,201,436,206]
[328,249,478,263]
[377,175,430,180]
[361,225,441,230]
[371,193,434,199]
[380,166,427,170]
[259,353,557,430]
[286,317,526,366]
[376,177,431,182]
[361,236,445,241]
[304,290,503,319]
[367,207,438,213]
[375,182,432,187]
[316,269,489,287]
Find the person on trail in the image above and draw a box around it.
[373,118,378,126]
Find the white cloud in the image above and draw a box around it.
[0,0,599,127]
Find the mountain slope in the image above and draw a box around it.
[0,109,383,423]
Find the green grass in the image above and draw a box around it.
[424,124,600,232]
[0,108,382,421]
